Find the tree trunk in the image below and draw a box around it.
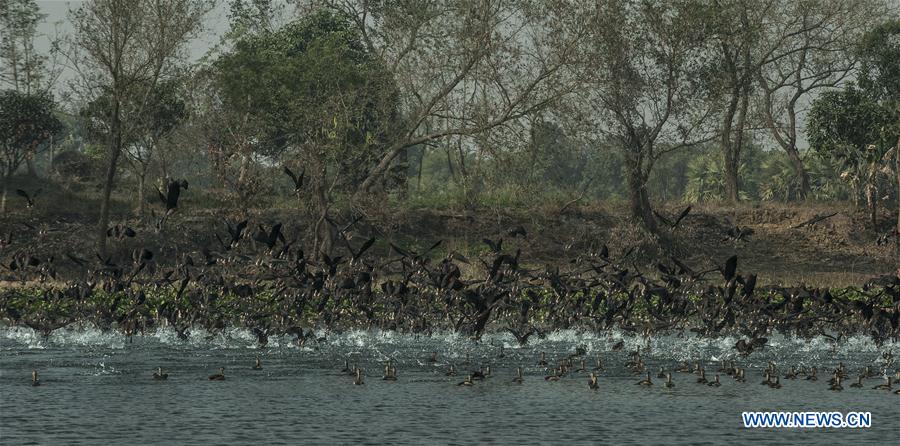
[0,174,8,215]
[625,152,657,233]
[137,173,146,216]
[98,99,123,256]
[784,146,811,200]
[25,154,37,177]
[720,90,740,203]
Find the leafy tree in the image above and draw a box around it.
[807,85,894,224]
[0,89,61,213]
[211,10,397,252]
[81,80,187,214]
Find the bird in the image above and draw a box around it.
[588,373,599,390]
[16,189,40,208]
[445,364,456,376]
[209,368,226,381]
[637,372,652,386]
[657,367,666,379]
[806,368,818,381]
[708,374,721,387]
[849,375,864,388]
[157,179,188,211]
[671,206,691,229]
[665,373,674,388]
[507,225,527,238]
[354,369,364,385]
[830,376,843,391]
[537,352,548,366]
[768,376,782,389]
[382,362,397,381]
[872,377,892,390]
[696,369,708,384]
[512,367,524,384]
[31,370,40,386]
[153,367,168,380]
[252,357,262,370]
[282,165,305,192]
[457,375,474,386]
[426,352,437,363]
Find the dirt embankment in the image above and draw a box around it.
[0,185,896,287]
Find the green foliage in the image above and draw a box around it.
[212,10,398,189]
[808,85,893,171]
[0,89,62,177]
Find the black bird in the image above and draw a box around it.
[106,224,136,240]
[16,189,40,208]
[283,165,305,192]
[671,206,691,229]
[482,238,503,253]
[157,179,188,211]
[224,219,248,248]
[721,255,738,282]
[253,223,285,250]
[507,225,527,238]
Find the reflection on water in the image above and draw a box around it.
[1,325,897,445]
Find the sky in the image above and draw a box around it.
[34,0,232,94]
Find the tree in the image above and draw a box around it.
[754,0,883,199]
[575,0,715,231]
[308,0,587,197]
[807,85,894,225]
[0,90,61,213]
[81,80,186,215]
[211,10,397,253]
[856,19,900,231]
[0,0,61,176]
[66,0,212,255]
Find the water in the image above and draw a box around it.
[1,325,897,445]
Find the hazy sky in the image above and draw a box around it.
[34,0,232,94]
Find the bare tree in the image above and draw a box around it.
[573,0,715,231]
[65,0,212,254]
[301,0,589,197]
[755,0,885,199]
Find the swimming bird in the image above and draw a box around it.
[872,377,892,390]
[768,376,782,389]
[805,368,817,381]
[445,364,456,376]
[458,375,474,386]
[354,369,364,385]
[708,374,721,387]
[341,360,351,374]
[209,368,225,381]
[537,352,548,366]
[252,357,262,370]
[761,371,771,385]
[850,375,864,388]
[544,368,561,381]
[153,367,168,380]
[512,367,523,384]
[665,373,674,388]
[696,369,708,384]
[784,366,798,379]
[637,372,652,386]
[31,370,40,386]
[829,376,843,391]
[588,373,599,390]
[657,367,666,379]
[383,362,397,381]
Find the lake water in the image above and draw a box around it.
[1,325,897,445]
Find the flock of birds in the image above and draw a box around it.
[25,347,900,398]
[2,175,900,362]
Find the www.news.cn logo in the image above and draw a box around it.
[742,411,872,428]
